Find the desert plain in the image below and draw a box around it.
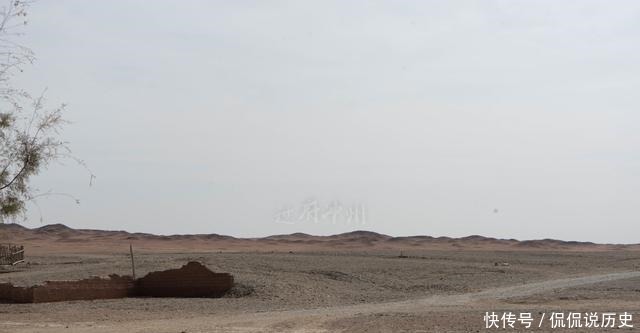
[0,223,639,333]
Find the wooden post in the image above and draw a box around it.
[129,244,136,280]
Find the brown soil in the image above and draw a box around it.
[0,224,639,332]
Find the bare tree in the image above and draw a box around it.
[0,1,90,222]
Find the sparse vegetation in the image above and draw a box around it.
[0,1,90,222]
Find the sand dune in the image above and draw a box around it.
[1,223,638,254]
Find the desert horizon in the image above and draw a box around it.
[2,0,639,332]
[3,223,639,255]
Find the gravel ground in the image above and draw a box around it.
[0,250,639,332]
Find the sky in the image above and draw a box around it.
[11,0,640,243]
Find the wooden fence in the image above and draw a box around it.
[0,244,24,265]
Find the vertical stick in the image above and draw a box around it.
[129,244,136,280]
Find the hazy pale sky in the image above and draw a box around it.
[14,0,640,243]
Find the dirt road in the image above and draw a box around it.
[2,270,638,333]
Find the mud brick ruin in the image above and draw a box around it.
[0,275,134,303]
[0,261,233,303]
[137,261,233,298]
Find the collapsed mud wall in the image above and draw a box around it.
[0,275,133,303]
[0,283,33,303]
[136,261,233,298]
[32,275,134,303]
[0,261,232,303]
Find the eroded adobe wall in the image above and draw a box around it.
[136,261,233,297]
[32,275,134,303]
[0,262,233,303]
[0,283,34,303]
[0,275,134,303]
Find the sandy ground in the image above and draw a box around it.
[1,248,639,332]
